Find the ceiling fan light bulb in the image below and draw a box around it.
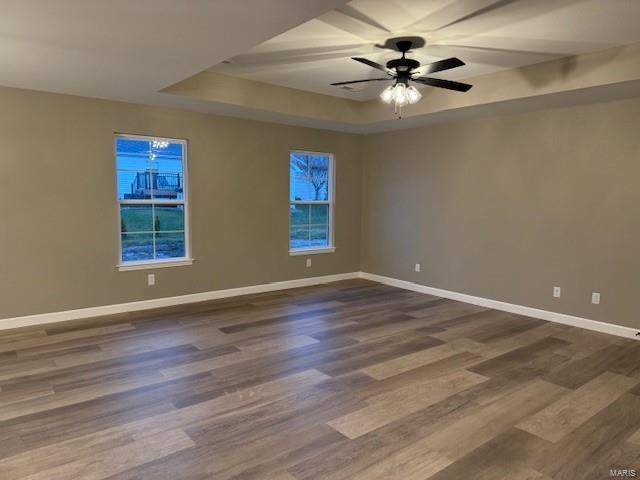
[406,85,422,104]
[391,83,407,105]
[379,85,394,103]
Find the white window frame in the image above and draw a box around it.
[289,150,335,256]
[115,133,192,271]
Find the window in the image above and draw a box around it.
[116,134,191,269]
[289,151,334,254]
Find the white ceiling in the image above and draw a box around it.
[0,0,347,106]
[210,0,640,101]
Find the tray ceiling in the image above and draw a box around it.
[209,0,640,101]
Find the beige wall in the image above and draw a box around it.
[2,84,639,331]
[0,87,363,319]
[361,97,640,329]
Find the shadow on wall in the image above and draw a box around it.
[514,46,624,90]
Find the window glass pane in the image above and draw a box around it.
[120,205,153,233]
[155,232,185,259]
[116,156,148,171]
[310,204,329,247]
[290,225,311,250]
[155,205,184,232]
[117,169,152,200]
[290,152,330,201]
[116,137,185,201]
[121,233,154,262]
[148,162,185,200]
[290,203,309,226]
[116,137,151,169]
[310,224,329,247]
[310,204,328,225]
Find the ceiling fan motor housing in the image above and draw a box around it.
[387,39,420,83]
[388,59,419,85]
[386,58,420,77]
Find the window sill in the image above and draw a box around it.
[117,258,194,272]
[289,247,335,256]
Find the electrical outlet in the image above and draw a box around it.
[147,273,155,286]
[306,258,312,268]
[553,286,561,298]
[415,263,421,272]
[592,292,601,304]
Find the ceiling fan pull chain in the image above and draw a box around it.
[394,103,402,119]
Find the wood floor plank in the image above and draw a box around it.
[520,393,640,480]
[404,299,487,320]
[0,381,54,406]
[419,379,568,461]
[360,342,466,380]
[479,322,570,356]
[516,371,638,442]
[0,324,136,355]
[316,332,443,377]
[544,342,638,389]
[0,428,134,480]
[627,427,640,446]
[288,394,480,480]
[552,326,625,353]
[19,428,195,480]
[468,336,571,378]
[428,309,523,341]
[347,449,452,480]
[426,428,553,480]
[0,372,170,422]
[159,335,323,380]
[327,369,487,439]
[265,472,298,480]
[359,351,487,401]
[234,334,319,354]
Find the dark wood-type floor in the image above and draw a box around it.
[1,279,640,479]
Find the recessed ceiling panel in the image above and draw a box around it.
[210,0,640,101]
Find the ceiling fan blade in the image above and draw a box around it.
[419,57,465,74]
[331,78,393,86]
[413,77,473,92]
[352,57,392,74]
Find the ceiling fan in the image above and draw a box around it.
[331,37,472,116]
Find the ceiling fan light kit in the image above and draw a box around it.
[380,83,422,113]
[331,37,473,118]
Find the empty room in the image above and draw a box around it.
[2,1,640,478]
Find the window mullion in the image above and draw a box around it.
[307,202,311,245]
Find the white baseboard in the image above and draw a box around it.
[4,270,637,341]
[0,272,360,330]
[359,272,639,341]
